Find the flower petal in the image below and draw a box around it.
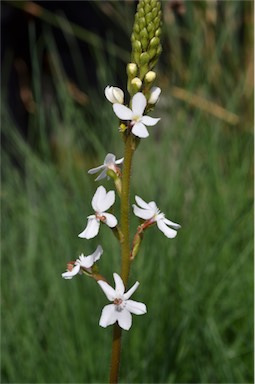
[61,263,80,279]
[94,169,108,182]
[113,273,125,295]
[98,190,115,212]
[104,153,116,165]
[79,245,103,268]
[148,86,161,104]
[113,104,133,120]
[135,196,151,210]
[92,186,106,211]
[115,157,124,165]
[123,281,139,300]
[88,164,105,175]
[163,217,181,229]
[126,300,147,315]
[105,86,124,104]
[131,92,146,116]
[133,205,154,220]
[78,217,100,239]
[132,122,149,138]
[156,219,178,238]
[99,304,118,327]
[103,213,118,228]
[141,116,160,126]
[98,280,116,301]
[117,308,132,330]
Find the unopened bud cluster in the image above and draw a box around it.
[128,0,162,97]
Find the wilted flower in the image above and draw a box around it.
[98,273,147,330]
[62,245,103,279]
[113,92,160,138]
[88,153,124,181]
[79,186,117,239]
[133,195,181,238]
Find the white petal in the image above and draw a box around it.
[148,201,158,214]
[113,273,125,295]
[78,217,100,239]
[92,186,107,211]
[113,104,133,120]
[124,281,139,300]
[126,300,147,315]
[79,254,94,268]
[88,164,105,175]
[79,245,103,268]
[133,205,154,220]
[105,86,124,104]
[94,169,108,181]
[103,213,118,228]
[112,87,124,104]
[148,86,161,104]
[141,116,160,126]
[99,304,118,327]
[104,153,116,165]
[135,196,151,210]
[163,217,181,229]
[98,190,115,212]
[131,92,146,116]
[61,263,80,279]
[115,157,124,165]
[132,122,149,138]
[117,308,132,330]
[98,280,116,301]
[157,219,178,238]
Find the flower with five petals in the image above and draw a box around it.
[98,273,147,330]
[113,92,160,138]
[61,245,103,279]
[88,153,124,181]
[133,196,181,238]
[78,186,117,239]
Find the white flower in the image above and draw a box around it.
[133,196,181,238]
[148,86,161,104]
[78,186,117,239]
[98,273,147,330]
[113,92,160,138]
[105,86,124,104]
[62,245,103,279]
[88,153,124,181]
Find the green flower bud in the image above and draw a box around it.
[139,52,150,65]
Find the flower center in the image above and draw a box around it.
[96,213,106,221]
[131,115,141,124]
[114,298,126,312]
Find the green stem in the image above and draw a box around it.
[109,134,135,383]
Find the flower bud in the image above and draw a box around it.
[131,77,142,93]
[144,71,156,83]
[148,86,161,104]
[127,63,137,78]
[105,86,124,104]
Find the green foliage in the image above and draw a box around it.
[1,1,253,383]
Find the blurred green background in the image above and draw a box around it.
[1,1,253,383]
